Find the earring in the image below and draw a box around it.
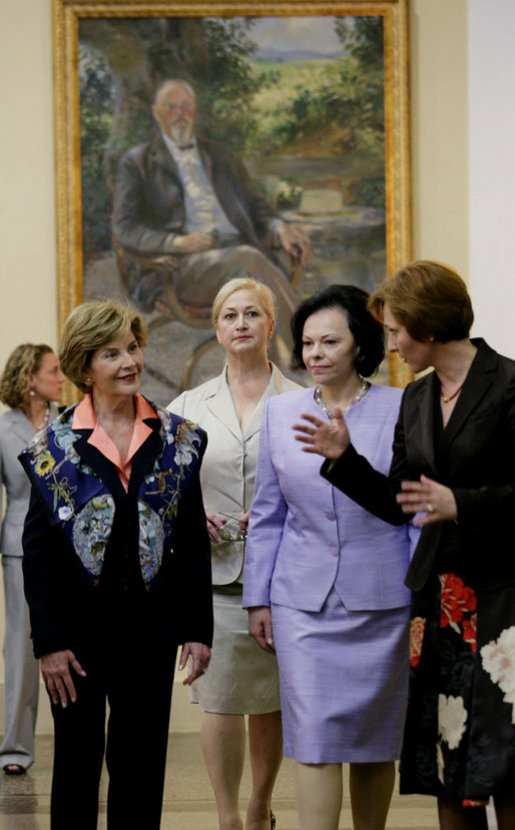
[29,389,36,397]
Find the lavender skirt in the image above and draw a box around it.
[271,588,410,763]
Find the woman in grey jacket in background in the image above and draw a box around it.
[0,343,63,774]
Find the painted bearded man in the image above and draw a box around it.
[112,79,310,346]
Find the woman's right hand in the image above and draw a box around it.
[205,509,226,544]
[40,650,86,708]
[248,606,275,654]
[292,408,351,459]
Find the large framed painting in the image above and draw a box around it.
[53,0,411,404]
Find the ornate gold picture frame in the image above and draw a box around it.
[53,0,411,401]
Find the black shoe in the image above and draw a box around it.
[270,811,276,830]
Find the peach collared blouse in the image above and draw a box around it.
[72,393,155,491]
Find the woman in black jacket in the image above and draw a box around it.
[21,300,213,830]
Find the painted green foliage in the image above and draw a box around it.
[79,16,384,258]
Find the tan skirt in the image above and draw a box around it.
[190,584,281,714]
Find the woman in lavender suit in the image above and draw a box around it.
[243,285,415,830]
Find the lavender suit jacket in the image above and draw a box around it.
[243,385,414,612]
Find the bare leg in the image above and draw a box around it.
[201,712,246,830]
[348,762,395,830]
[246,711,283,830]
[437,799,488,830]
[296,762,343,830]
[494,794,515,830]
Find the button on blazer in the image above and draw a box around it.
[243,385,414,612]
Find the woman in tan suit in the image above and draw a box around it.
[0,344,64,774]
[168,277,298,830]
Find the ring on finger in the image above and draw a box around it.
[426,501,435,514]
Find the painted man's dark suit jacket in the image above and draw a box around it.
[21,410,213,660]
[111,133,281,311]
[112,133,277,259]
[322,339,515,594]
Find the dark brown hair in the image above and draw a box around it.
[291,284,384,377]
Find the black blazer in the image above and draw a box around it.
[22,413,213,659]
[322,339,515,593]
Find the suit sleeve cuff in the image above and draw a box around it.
[321,444,359,483]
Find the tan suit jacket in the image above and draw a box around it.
[168,364,299,584]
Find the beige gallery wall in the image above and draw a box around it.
[0,0,468,729]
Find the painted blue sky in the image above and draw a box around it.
[248,16,351,60]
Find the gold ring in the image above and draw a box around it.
[426,502,435,514]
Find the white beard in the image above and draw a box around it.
[168,120,194,148]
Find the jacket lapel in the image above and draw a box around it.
[413,374,438,475]
[198,142,213,181]
[151,133,181,178]
[197,138,261,248]
[10,409,34,445]
[128,418,162,497]
[205,370,242,441]
[242,364,286,441]
[73,431,127,502]
[440,340,497,452]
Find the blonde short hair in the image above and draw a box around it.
[211,277,276,327]
[58,300,147,393]
[0,343,54,409]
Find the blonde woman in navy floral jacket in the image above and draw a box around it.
[20,300,213,830]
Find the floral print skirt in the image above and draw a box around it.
[399,571,515,805]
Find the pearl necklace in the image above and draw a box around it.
[314,378,369,419]
[35,403,51,432]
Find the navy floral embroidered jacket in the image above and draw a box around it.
[20,400,213,659]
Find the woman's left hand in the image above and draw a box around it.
[178,642,211,685]
[248,606,275,654]
[396,474,458,526]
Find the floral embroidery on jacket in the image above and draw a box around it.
[72,494,115,584]
[137,501,165,585]
[20,401,203,588]
[35,450,55,477]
